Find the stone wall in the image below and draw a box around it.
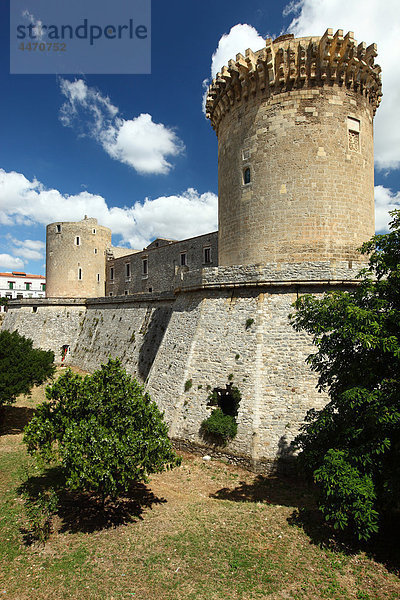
[106,232,218,297]
[1,275,339,472]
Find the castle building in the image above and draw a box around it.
[3,29,382,472]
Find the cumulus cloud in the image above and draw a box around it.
[0,169,217,250]
[0,254,24,271]
[59,79,184,175]
[284,0,400,171]
[7,237,45,261]
[374,185,400,232]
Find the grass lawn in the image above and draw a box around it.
[0,371,399,600]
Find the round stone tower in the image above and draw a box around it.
[206,29,382,267]
[46,217,111,298]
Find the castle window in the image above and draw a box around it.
[124,290,128,295]
[243,167,251,185]
[347,117,360,152]
[149,287,152,293]
[32,306,38,313]
[56,224,61,233]
[109,292,113,296]
[110,267,114,281]
[78,268,82,280]
[142,258,148,276]
[180,252,187,266]
[203,247,211,264]
[75,236,80,246]
[92,228,96,234]
[97,273,100,282]
[125,263,131,278]
[242,149,250,161]
[94,248,98,254]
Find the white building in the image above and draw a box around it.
[0,271,46,311]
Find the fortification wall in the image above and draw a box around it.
[2,276,343,472]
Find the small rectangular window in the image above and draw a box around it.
[78,268,82,280]
[124,290,128,295]
[110,267,114,281]
[125,263,131,278]
[92,228,96,234]
[94,248,98,255]
[56,224,61,233]
[41,283,46,291]
[142,258,148,276]
[97,273,100,282]
[180,252,187,266]
[75,236,80,246]
[203,247,211,263]
[8,282,14,290]
[25,282,31,290]
[109,292,113,296]
[242,149,250,161]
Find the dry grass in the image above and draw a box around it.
[0,371,399,600]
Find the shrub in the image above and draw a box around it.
[201,409,238,445]
[291,209,400,540]
[24,358,180,503]
[0,330,55,408]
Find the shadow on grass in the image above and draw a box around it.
[0,405,35,435]
[18,465,166,541]
[212,469,400,575]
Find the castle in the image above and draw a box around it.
[3,29,382,471]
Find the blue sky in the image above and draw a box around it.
[0,0,399,276]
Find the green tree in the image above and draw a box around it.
[0,329,55,408]
[290,210,400,541]
[24,358,180,503]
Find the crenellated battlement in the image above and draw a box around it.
[206,29,382,132]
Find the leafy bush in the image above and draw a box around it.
[291,210,400,541]
[24,358,180,502]
[201,409,238,445]
[0,330,55,408]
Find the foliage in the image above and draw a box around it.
[201,409,238,445]
[290,210,400,540]
[0,296,8,306]
[23,358,181,501]
[0,330,55,408]
[22,487,58,544]
[184,379,193,392]
[245,318,254,330]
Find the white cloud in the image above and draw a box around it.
[7,237,45,261]
[0,254,24,271]
[0,169,217,250]
[59,79,184,175]
[374,185,400,232]
[284,0,400,171]
[101,114,184,175]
